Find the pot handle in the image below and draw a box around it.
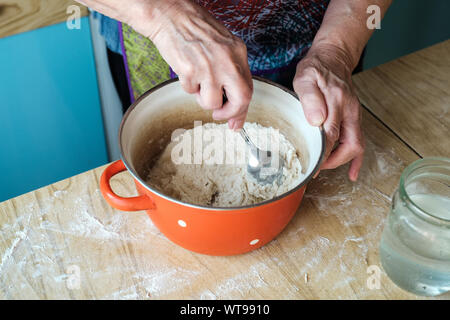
[100,160,155,211]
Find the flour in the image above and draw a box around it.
[288,236,332,274]
[147,122,304,207]
[0,230,28,275]
[131,267,201,297]
[212,262,269,298]
[199,289,218,300]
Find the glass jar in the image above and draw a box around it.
[380,157,450,296]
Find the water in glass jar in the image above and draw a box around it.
[380,194,450,296]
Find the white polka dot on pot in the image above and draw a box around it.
[177,219,187,227]
[249,239,259,245]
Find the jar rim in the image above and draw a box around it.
[399,157,450,226]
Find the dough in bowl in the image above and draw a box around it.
[146,122,304,207]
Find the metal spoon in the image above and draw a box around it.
[221,92,283,184]
[239,127,284,185]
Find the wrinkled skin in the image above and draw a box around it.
[142,0,253,130]
[293,44,365,181]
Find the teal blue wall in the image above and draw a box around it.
[364,0,450,69]
[0,17,108,202]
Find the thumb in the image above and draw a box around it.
[293,79,327,127]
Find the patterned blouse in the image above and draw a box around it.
[95,0,331,97]
[193,0,330,74]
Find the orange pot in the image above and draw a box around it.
[100,77,325,256]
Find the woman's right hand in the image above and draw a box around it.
[131,0,253,129]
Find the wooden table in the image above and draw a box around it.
[1,41,449,300]
[354,40,450,158]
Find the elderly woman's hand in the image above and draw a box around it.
[133,0,253,129]
[293,44,365,181]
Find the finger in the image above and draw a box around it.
[348,152,364,181]
[319,106,340,165]
[180,77,200,94]
[227,102,248,130]
[293,79,327,126]
[321,142,355,170]
[227,118,235,130]
[195,92,203,107]
[321,123,364,171]
[212,80,252,121]
[197,81,223,110]
[232,117,245,130]
[228,112,246,130]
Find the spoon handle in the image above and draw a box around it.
[222,92,258,152]
[240,128,258,151]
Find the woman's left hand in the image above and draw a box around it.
[293,43,365,181]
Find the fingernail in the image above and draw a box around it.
[313,170,321,179]
[234,119,243,130]
[350,171,359,182]
[310,111,324,126]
